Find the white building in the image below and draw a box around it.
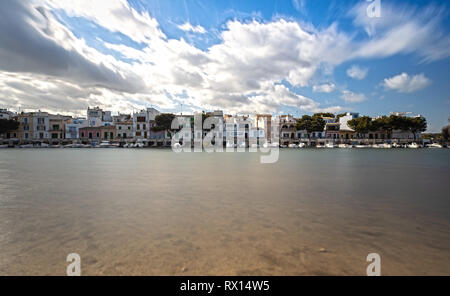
[113,113,132,124]
[0,109,13,120]
[65,118,88,139]
[339,112,359,131]
[133,108,161,139]
[87,107,113,126]
[254,114,272,141]
[116,122,133,139]
[32,112,50,139]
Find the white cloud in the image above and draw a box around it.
[382,73,431,93]
[341,90,367,103]
[0,0,448,116]
[347,65,368,80]
[350,2,450,62]
[178,22,206,34]
[313,83,336,93]
[45,0,165,43]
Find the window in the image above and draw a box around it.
[137,124,140,130]
[137,116,146,122]
[38,118,45,124]
[39,133,44,139]
[110,132,114,139]
[136,131,141,136]
[25,133,29,139]
[96,132,100,138]
[81,132,85,138]
[52,133,58,139]
[118,126,122,130]
[89,132,93,139]
[52,125,59,130]
[24,118,28,124]
[104,132,108,139]
[123,133,126,138]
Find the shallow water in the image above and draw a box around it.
[0,148,449,275]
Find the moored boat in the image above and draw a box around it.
[407,142,420,149]
[20,144,34,148]
[338,144,352,148]
[427,143,443,148]
[99,141,112,148]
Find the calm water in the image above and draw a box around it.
[0,149,449,275]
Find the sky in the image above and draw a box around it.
[0,0,449,132]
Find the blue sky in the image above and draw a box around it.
[0,0,449,131]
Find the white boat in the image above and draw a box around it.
[123,143,129,148]
[288,144,298,148]
[298,143,306,148]
[269,143,280,148]
[325,143,336,148]
[355,145,368,148]
[316,144,325,148]
[99,141,112,148]
[226,142,235,148]
[239,142,248,148]
[407,143,420,149]
[20,144,34,148]
[381,143,392,149]
[136,143,145,148]
[427,143,443,148]
[338,144,352,148]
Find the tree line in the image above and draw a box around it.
[0,119,19,135]
[294,114,427,141]
[347,115,427,141]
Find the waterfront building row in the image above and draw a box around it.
[0,107,424,145]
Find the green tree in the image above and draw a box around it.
[295,115,325,140]
[314,112,335,118]
[0,119,19,135]
[407,117,427,141]
[374,116,394,139]
[390,115,409,131]
[348,116,377,138]
[152,113,176,132]
[442,126,449,141]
